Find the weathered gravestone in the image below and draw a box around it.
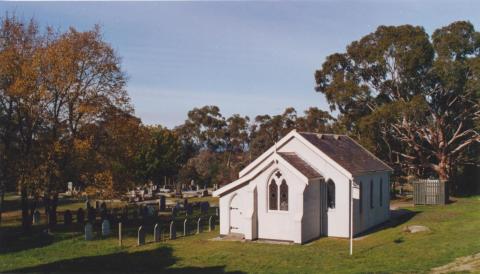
[147,206,155,217]
[201,202,210,215]
[183,219,188,236]
[77,208,85,224]
[197,217,202,234]
[216,207,219,216]
[121,212,128,224]
[33,210,41,224]
[142,206,149,220]
[169,221,176,240]
[185,204,193,216]
[85,223,93,240]
[87,207,96,224]
[100,202,107,211]
[100,208,108,221]
[154,223,161,242]
[118,222,123,247]
[137,226,145,246]
[159,196,166,211]
[209,216,215,232]
[47,209,58,229]
[132,209,138,220]
[64,210,72,225]
[102,219,111,236]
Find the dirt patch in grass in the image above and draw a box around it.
[431,253,480,273]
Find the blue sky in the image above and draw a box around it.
[1,1,479,128]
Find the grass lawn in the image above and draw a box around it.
[0,196,479,273]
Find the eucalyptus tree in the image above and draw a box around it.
[315,21,480,183]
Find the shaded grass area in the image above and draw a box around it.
[1,196,480,273]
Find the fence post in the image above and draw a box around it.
[118,222,122,247]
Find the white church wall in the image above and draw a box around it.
[252,162,305,243]
[280,137,351,237]
[353,171,390,234]
[302,179,321,242]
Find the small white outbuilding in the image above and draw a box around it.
[213,130,393,244]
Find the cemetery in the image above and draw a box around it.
[1,3,480,273]
[0,190,479,273]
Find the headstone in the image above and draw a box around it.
[118,222,123,247]
[215,207,219,217]
[87,207,96,224]
[48,209,57,227]
[154,223,161,242]
[33,210,41,224]
[137,226,145,246]
[85,223,93,240]
[64,210,72,225]
[121,212,128,224]
[186,204,193,216]
[197,217,202,234]
[159,196,166,211]
[147,206,155,217]
[101,219,111,236]
[169,221,176,240]
[183,219,188,236]
[142,206,149,219]
[67,182,73,194]
[201,202,210,215]
[100,208,108,221]
[196,184,200,192]
[77,208,85,224]
[209,216,215,232]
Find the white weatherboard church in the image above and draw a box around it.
[213,130,393,244]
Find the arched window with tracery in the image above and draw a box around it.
[327,179,336,209]
[280,180,288,211]
[269,179,278,210]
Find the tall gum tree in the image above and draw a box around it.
[315,21,480,183]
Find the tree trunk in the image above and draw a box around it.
[437,155,451,182]
[20,187,31,232]
[49,194,58,228]
[0,188,4,225]
[43,195,50,215]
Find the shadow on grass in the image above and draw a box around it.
[10,245,245,274]
[0,226,54,254]
[355,208,420,238]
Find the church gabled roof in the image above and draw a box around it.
[277,152,322,179]
[298,132,393,175]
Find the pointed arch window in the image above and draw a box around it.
[268,170,289,211]
[327,179,335,209]
[280,180,288,211]
[269,179,278,210]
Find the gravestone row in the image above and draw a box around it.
[84,215,217,246]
